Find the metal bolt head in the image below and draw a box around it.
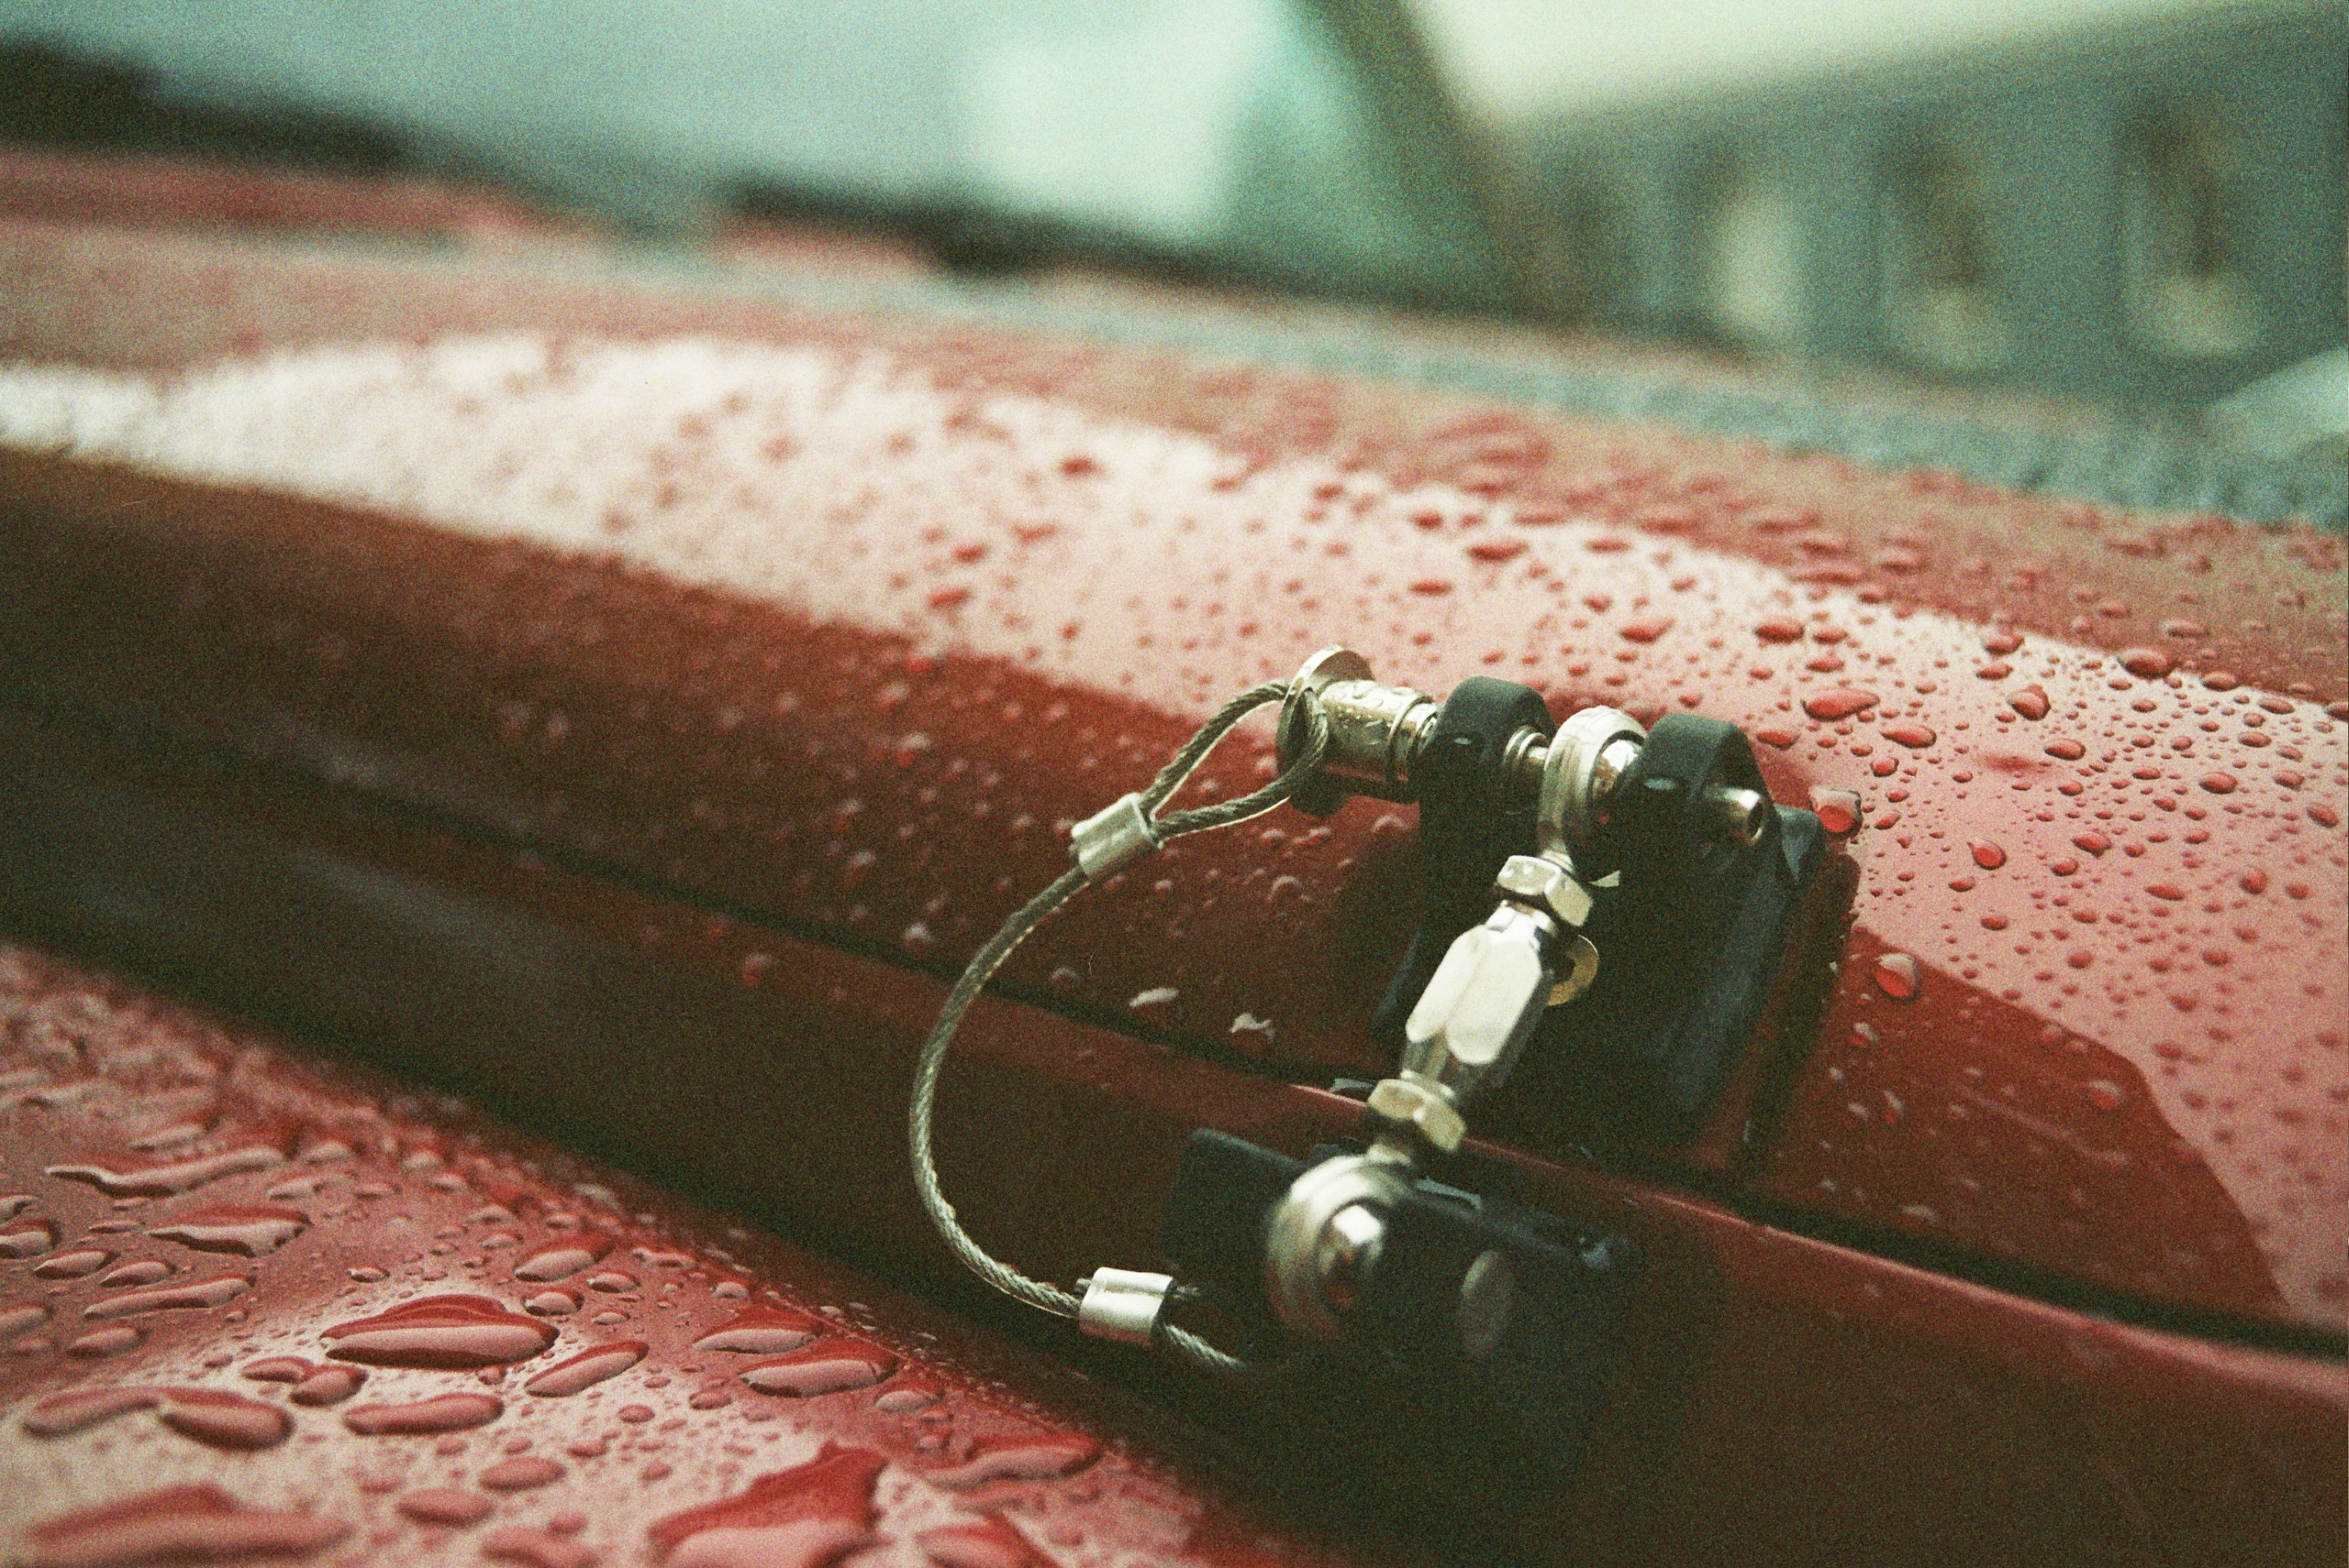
[1263,1155,1410,1342]
[1493,853,1596,928]
[1365,1075,1468,1155]
[1704,784,1772,847]
[1315,1202,1388,1316]
[1456,1248,1515,1358]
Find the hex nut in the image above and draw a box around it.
[1365,1076,1467,1155]
[1493,853,1596,928]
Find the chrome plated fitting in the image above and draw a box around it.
[1536,706,1649,873]
[1070,792,1159,881]
[1076,1268,1177,1346]
[1364,1075,1468,1155]
[1364,851,1603,1156]
[1277,648,1440,814]
[1262,1153,1411,1341]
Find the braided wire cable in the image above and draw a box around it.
[907,681,1328,1372]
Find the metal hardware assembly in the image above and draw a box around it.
[1243,647,1822,1350]
[917,644,1826,1431]
[1076,1267,1179,1346]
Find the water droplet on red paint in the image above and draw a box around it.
[291,1366,366,1406]
[2118,648,2173,679]
[156,1389,294,1450]
[33,1245,114,1278]
[2008,687,2050,721]
[738,1337,896,1397]
[2159,618,2208,640]
[23,1485,348,1566]
[1,1219,58,1258]
[399,1488,494,1526]
[480,1456,566,1491]
[524,1340,645,1397]
[917,1515,1052,1568]
[2084,1080,2127,1112]
[83,1272,250,1320]
[874,1378,941,1414]
[1848,1022,1879,1050]
[323,1295,556,1368]
[1618,617,1672,644]
[2198,772,2237,795]
[693,1303,825,1354]
[2148,883,2186,901]
[1754,617,1804,644]
[1754,726,1798,749]
[1810,790,1861,836]
[1408,577,1453,595]
[2200,669,2240,691]
[1969,841,2007,870]
[1981,629,2023,655]
[98,1260,172,1288]
[2045,739,2086,761]
[585,1270,638,1293]
[2240,869,2268,894]
[149,1203,308,1257]
[1802,688,1879,721]
[46,1145,284,1197]
[1872,953,1921,1000]
[1,1302,51,1341]
[482,1525,597,1568]
[513,1238,609,1281]
[65,1325,145,1358]
[2072,832,2111,856]
[1466,538,1525,563]
[920,1432,1103,1491]
[344,1392,504,1435]
[1882,724,1936,749]
[648,1443,884,1567]
[23,1387,160,1437]
[524,1289,580,1317]
[241,1356,312,1384]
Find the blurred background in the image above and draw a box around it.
[1,0,2341,456]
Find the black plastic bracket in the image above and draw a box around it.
[1373,696,1826,1127]
[1159,1128,1637,1496]
[1564,712,1826,1121]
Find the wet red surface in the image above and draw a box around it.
[0,146,579,245]
[0,361,2338,1335]
[0,776,2338,1563]
[0,943,1403,1568]
[0,155,2341,1562]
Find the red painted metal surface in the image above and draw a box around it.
[0,146,576,244]
[0,219,2339,1337]
[0,939,1404,1568]
[0,708,2341,1567]
[0,151,2342,1562]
